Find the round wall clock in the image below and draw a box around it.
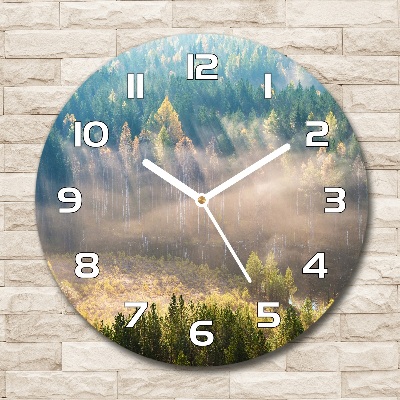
[36,34,368,366]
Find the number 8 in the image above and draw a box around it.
[75,252,100,278]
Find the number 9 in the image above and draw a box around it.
[58,187,82,213]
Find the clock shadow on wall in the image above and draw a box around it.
[35,34,368,366]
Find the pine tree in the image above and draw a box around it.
[245,251,264,296]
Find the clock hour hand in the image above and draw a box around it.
[205,143,290,200]
[142,159,199,201]
[204,205,252,283]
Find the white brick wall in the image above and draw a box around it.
[1,0,399,398]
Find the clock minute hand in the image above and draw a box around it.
[142,159,199,201]
[205,143,291,200]
[204,205,252,283]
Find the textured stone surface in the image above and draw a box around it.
[353,256,400,285]
[0,260,4,286]
[343,85,400,112]
[6,371,117,399]
[61,57,110,86]
[0,173,36,201]
[61,1,172,29]
[367,170,397,197]
[361,141,400,169]
[173,1,286,28]
[4,86,74,115]
[5,30,116,58]
[0,231,43,258]
[4,144,43,172]
[4,202,36,231]
[344,28,400,55]
[234,28,342,54]
[341,313,400,341]
[0,115,55,143]
[230,371,340,398]
[347,112,399,141]
[0,342,61,370]
[0,144,4,171]
[362,228,397,255]
[5,260,56,286]
[342,370,400,397]
[0,59,60,86]
[0,315,5,342]
[291,55,398,84]
[6,314,103,342]
[118,369,230,398]
[287,0,397,27]
[0,204,3,231]
[0,3,59,30]
[0,287,62,314]
[371,197,400,227]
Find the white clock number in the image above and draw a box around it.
[127,73,144,99]
[302,252,327,278]
[187,53,218,80]
[306,121,329,147]
[325,187,346,213]
[264,73,272,99]
[125,302,149,328]
[74,121,109,147]
[75,252,100,278]
[58,187,82,213]
[257,302,280,328]
[190,320,214,347]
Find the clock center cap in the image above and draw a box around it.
[195,194,208,207]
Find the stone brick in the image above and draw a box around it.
[61,57,110,86]
[344,28,400,55]
[344,85,400,112]
[322,84,343,106]
[371,197,400,227]
[6,371,117,399]
[341,313,400,341]
[286,343,339,371]
[0,87,3,115]
[0,315,5,341]
[290,55,398,84]
[0,342,61,370]
[62,341,165,371]
[339,342,398,371]
[333,284,398,313]
[0,115,55,144]
[347,112,399,141]
[0,144,4,171]
[4,86,74,115]
[342,370,400,397]
[295,313,341,342]
[0,260,4,286]
[4,144,43,172]
[360,141,400,169]
[361,228,397,255]
[118,369,229,399]
[6,313,103,342]
[61,1,172,29]
[353,256,400,285]
[0,173,36,201]
[0,33,4,58]
[367,170,397,197]
[0,59,60,86]
[0,3,59,29]
[0,287,62,314]
[287,0,397,27]
[5,259,56,286]
[4,202,36,231]
[173,1,285,28]
[5,30,116,58]
[0,204,3,231]
[0,372,4,398]
[230,371,340,398]
[0,231,43,258]
[233,28,342,54]
[117,27,233,53]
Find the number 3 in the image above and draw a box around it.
[325,187,346,213]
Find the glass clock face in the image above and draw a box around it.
[36,34,368,366]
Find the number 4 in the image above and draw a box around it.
[303,253,327,278]
[125,302,148,327]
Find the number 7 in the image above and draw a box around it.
[124,302,148,327]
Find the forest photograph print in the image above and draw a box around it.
[36,34,368,366]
